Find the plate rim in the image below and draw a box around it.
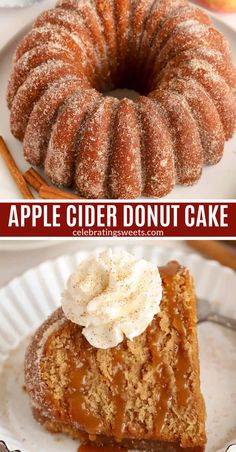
[0,243,235,297]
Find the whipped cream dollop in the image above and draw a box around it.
[61,249,163,349]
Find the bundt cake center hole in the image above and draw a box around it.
[104,88,141,101]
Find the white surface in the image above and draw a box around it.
[0,0,39,7]
[0,1,54,50]
[0,244,236,452]
[0,14,236,199]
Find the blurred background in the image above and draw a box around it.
[0,239,236,287]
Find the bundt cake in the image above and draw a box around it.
[25,255,206,451]
[7,0,236,199]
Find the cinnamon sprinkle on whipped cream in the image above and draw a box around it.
[61,249,163,349]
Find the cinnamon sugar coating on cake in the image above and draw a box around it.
[45,88,101,187]
[25,261,206,451]
[7,0,236,199]
[56,0,112,86]
[23,78,91,166]
[75,97,119,198]
[137,96,175,197]
[149,90,203,185]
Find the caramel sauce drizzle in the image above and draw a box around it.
[66,334,128,441]
[147,320,172,435]
[78,446,127,452]
[147,263,193,435]
[160,265,192,408]
[112,348,127,439]
[67,338,101,435]
[67,262,192,443]
[175,344,192,407]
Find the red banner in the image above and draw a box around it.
[0,201,235,238]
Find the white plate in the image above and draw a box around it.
[0,239,64,251]
[0,17,236,199]
[0,1,40,6]
[0,244,236,452]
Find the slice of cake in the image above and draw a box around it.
[25,250,206,451]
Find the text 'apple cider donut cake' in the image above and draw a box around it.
[25,250,206,451]
[7,0,236,199]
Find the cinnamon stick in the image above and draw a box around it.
[187,240,236,272]
[0,136,34,199]
[23,167,48,192]
[25,167,85,199]
[39,185,84,200]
